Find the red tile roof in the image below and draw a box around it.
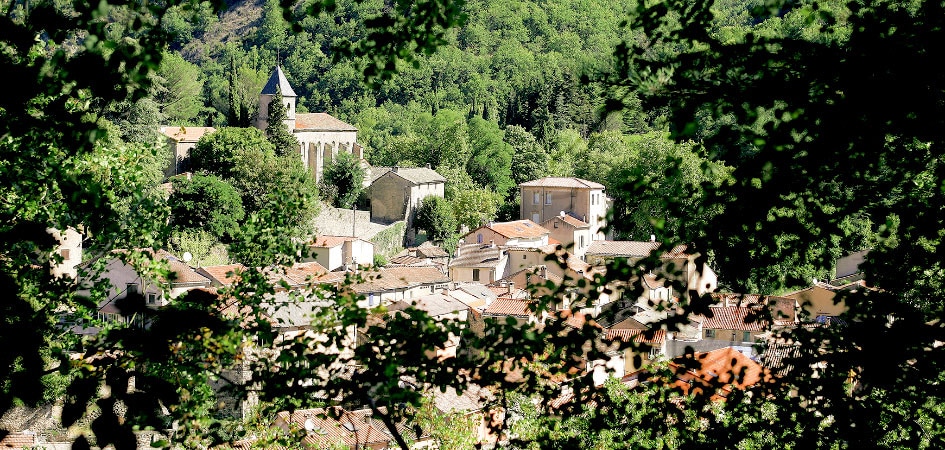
[605,329,667,345]
[542,214,590,229]
[672,347,770,397]
[483,219,549,239]
[294,113,357,131]
[199,263,247,286]
[701,306,767,331]
[310,235,362,248]
[483,299,535,318]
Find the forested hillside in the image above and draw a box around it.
[137,0,867,293]
[4,0,945,448]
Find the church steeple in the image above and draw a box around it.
[256,66,297,131]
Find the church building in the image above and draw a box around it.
[255,66,363,183]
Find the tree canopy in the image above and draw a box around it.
[3,0,945,448]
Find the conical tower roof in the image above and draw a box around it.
[261,66,296,97]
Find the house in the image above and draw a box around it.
[780,279,868,319]
[449,282,499,311]
[482,299,544,326]
[448,243,509,284]
[74,250,211,332]
[541,212,593,258]
[699,306,768,356]
[255,66,362,183]
[492,265,562,303]
[585,239,718,298]
[79,250,211,309]
[48,226,82,279]
[196,263,247,287]
[462,219,549,248]
[272,407,433,449]
[388,292,471,359]
[519,177,610,240]
[305,235,375,271]
[393,243,450,270]
[159,126,216,177]
[368,166,446,229]
[350,266,451,307]
[666,347,770,400]
[431,383,498,446]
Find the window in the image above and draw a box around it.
[591,194,595,205]
[743,331,753,342]
[472,269,480,281]
[532,213,540,223]
[579,235,585,249]
[126,283,138,295]
[705,329,716,339]
[523,254,527,260]
[368,294,376,307]
[532,192,540,205]
[545,192,552,205]
[147,293,158,305]
[477,233,483,244]
[60,249,70,260]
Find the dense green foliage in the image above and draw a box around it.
[414,195,458,242]
[319,151,366,209]
[3,0,945,448]
[169,174,245,242]
[264,89,301,157]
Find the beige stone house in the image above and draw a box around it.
[541,212,593,258]
[368,166,446,229]
[462,219,550,248]
[350,266,451,308]
[585,240,718,299]
[159,126,216,177]
[304,235,375,271]
[448,243,510,284]
[519,177,610,240]
[254,66,362,183]
[76,250,211,331]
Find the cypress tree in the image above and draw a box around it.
[265,88,300,157]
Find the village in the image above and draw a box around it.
[1,66,876,449]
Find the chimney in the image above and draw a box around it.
[426,163,431,169]
[650,234,656,242]
[392,166,399,173]
[489,240,495,248]
[559,210,566,217]
[508,281,514,294]
[540,265,547,278]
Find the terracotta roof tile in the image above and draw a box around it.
[519,177,605,189]
[294,112,357,131]
[198,264,246,286]
[605,329,666,345]
[483,219,549,239]
[310,235,362,248]
[483,299,535,318]
[350,266,449,293]
[701,306,767,331]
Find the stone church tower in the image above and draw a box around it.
[255,66,297,131]
[254,66,362,183]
